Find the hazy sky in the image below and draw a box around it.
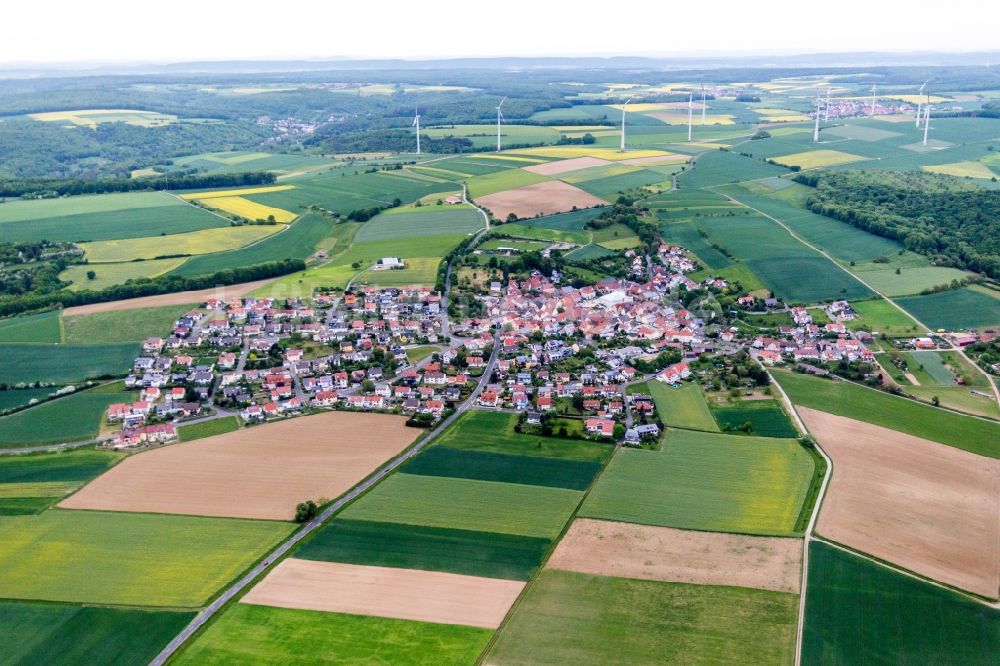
[3,0,999,64]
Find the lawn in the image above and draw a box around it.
[177,416,241,442]
[296,519,550,581]
[486,570,798,665]
[467,169,550,198]
[896,288,1000,330]
[176,603,491,665]
[435,410,613,463]
[802,541,999,665]
[846,298,923,337]
[0,448,121,515]
[0,510,292,606]
[644,381,719,431]
[580,429,815,535]
[0,343,139,384]
[339,474,582,539]
[404,345,438,364]
[62,304,195,344]
[80,224,280,262]
[0,601,194,665]
[709,399,799,437]
[0,387,135,448]
[0,310,61,343]
[774,370,1000,458]
[402,447,602,491]
[354,206,484,242]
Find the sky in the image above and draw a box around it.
[3,0,999,65]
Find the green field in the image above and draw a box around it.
[574,169,670,199]
[498,223,591,245]
[177,416,241,442]
[0,448,121,515]
[678,150,790,188]
[0,601,194,665]
[354,206,483,242]
[710,399,799,437]
[296,519,550,581]
[486,570,798,665]
[0,311,62,344]
[565,244,614,261]
[403,447,602,491]
[659,222,734,271]
[0,343,139,384]
[467,169,550,198]
[580,429,814,535]
[802,542,999,665]
[176,603,491,665]
[906,351,957,385]
[775,370,1000,458]
[0,192,227,243]
[340,473,582,539]
[847,298,924,337]
[896,288,1000,330]
[434,411,613,462]
[0,387,53,413]
[60,257,188,291]
[81,224,280,263]
[357,257,441,287]
[404,345,438,363]
[0,387,135,448]
[644,381,719,431]
[62,304,194,344]
[0,510,292,606]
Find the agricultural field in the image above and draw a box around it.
[465,169,550,198]
[0,387,54,413]
[486,570,798,666]
[421,124,561,148]
[580,429,815,535]
[402,446,602,491]
[172,151,342,178]
[0,448,122,515]
[176,603,491,666]
[354,205,484,242]
[62,303,195,343]
[28,108,179,127]
[802,542,1000,665]
[641,381,719,431]
[922,160,999,179]
[709,399,799,437]
[677,150,789,188]
[79,224,281,262]
[775,370,1000,458]
[0,601,194,665]
[176,415,240,441]
[0,510,292,606]
[0,342,139,385]
[60,257,188,291]
[475,180,607,221]
[771,150,867,169]
[846,298,923,336]
[896,288,1000,330]
[0,310,62,343]
[0,386,135,448]
[62,277,275,315]
[62,412,417,520]
[799,408,998,598]
[195,196,297,223]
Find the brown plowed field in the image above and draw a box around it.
[60,412,416,520]
[800,407,999,599]
[548,519,802,593]
[242,559,524,629]
[476,180,607,221]
[62,277,278,315]
[523,156,612,175]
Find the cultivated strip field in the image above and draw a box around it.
[62,412,417,520]
[61,277,278,315]
[242,559,524,629]
[523,156,612,175]
[548,519,802,593]
[475,180,606,220]
[800,407,999,598]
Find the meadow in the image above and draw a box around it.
[846,298,923,337]
[0,448,121,514]
[0,601,194,665]
[0,510,292,606]
[580,429,814,535]
[176,603,491,666]
[357,257,441,287]
[60,258,188,291]
[0,310,62,343]
[486,570,798,665]
[709,399,799,437]
[774,370,1000,458]
[402,446,602,491]
[0,387,134,448]
[339,473,583,539]
[433,411,613,462]
[0,342,139,385]
[177,415,241,442]
[896,288,1000,330]
[642,381,719,431]
[296,519,551,581]
[851,264,972,297]
[80,224,281,262]
[802,542,999,665]
[62,303,195,344]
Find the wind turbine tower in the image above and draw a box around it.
[412,108,421,154]
[701,84,707,124]
[813,91,823,143]
[687,92,694,142]
[916,80,929,127]
[495,97,506,152]
[870,84,878,117]
[824,87,832,122]
[620,96,634,151]
[922,104,932,146]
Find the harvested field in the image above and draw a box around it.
[800,407,999,598]
[62,278,278,316]
[476,180,606,221]
[61,412,417,520]
[549,519,802,593]
[619,154,689,166]
[523,156,612,175]
[242,559,524,629]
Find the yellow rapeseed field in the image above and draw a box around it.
[922,161,998,179]
[199,196,297,223]
[506,147,672,162]
[80,225,282,262]
[180,185,295,200]
[772,150,867,169]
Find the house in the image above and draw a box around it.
[623,423,660,444]
[585,418,616,437]
[374,257,404,270]
[478,391,499,407]
[113,423,176,449]
[241,404,263,421]
[313,390,338,407]
[536,396,554,411]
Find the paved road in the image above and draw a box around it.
[149,331,500,665]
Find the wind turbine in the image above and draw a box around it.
[870,84,878,117]
[915,80,929,127]
[687,92,694,142]
[824,87,832,122]
[813,90,823,143]
[620,96,634,151]
[495,97,506,152]
[700,83,707,124]
[412,108,421,155]
[922,104,932,146]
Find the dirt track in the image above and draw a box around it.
[242,559,524,628]
[476,181,607,221]
[60,412,416,520]
[62,277,278,316]
[548,519,802,593]
[800,407,999,599]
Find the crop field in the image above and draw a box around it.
[434,411,614,462]
[823,124,904,142]
[173,151,342,177]
[709,399,799,437]
[775,371,999,458]
[565,244,614,261]
[0,510,292,606]
[402,447,602,491]
[177,415,241,441]
[0,342,139,385]
[195,196,297,223]
[771,149,867,169]
[423,124,561,148]
[896,288,1000,330]
[0,192,227,243]
[60,257,188,291]
[755,108,811,122]
[906,351,957,385]
[848,251,973,295]
[297,519,551,581]
[677,150,790,188]
[0,310,61,343]
[0,448,121,515]
[523,156,613,176]
[549,519,803,593]
[644,111,736,125]
[62,277,276,316]
[922,160,999,179]
[0,387,53,413]
[176,602,492,666]
[846,298,923,336]
[580,429,814,535]
[63,412,416,520]
[507,146,672,161]
[573,168,671,199]
[80,224,281,262]
[62,303,195,343]
[659,222,734,270]
[500,223,590,245]
[644,381,719,431]
[466,169,550,198]
[802,542,1000,665]
[340,473,583,539]
[0,387,134,448]
[358,257,441,287]
[0,601,194,665]
[476,180,607,221]
[29,108,178,127]
[354,206,483,242]
[800,408,998,598]
[486,570,798,666]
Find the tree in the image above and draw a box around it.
[295,500,319,523]
[86,270,96,280]
[613,424,625,440]
[932,395,940,406]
